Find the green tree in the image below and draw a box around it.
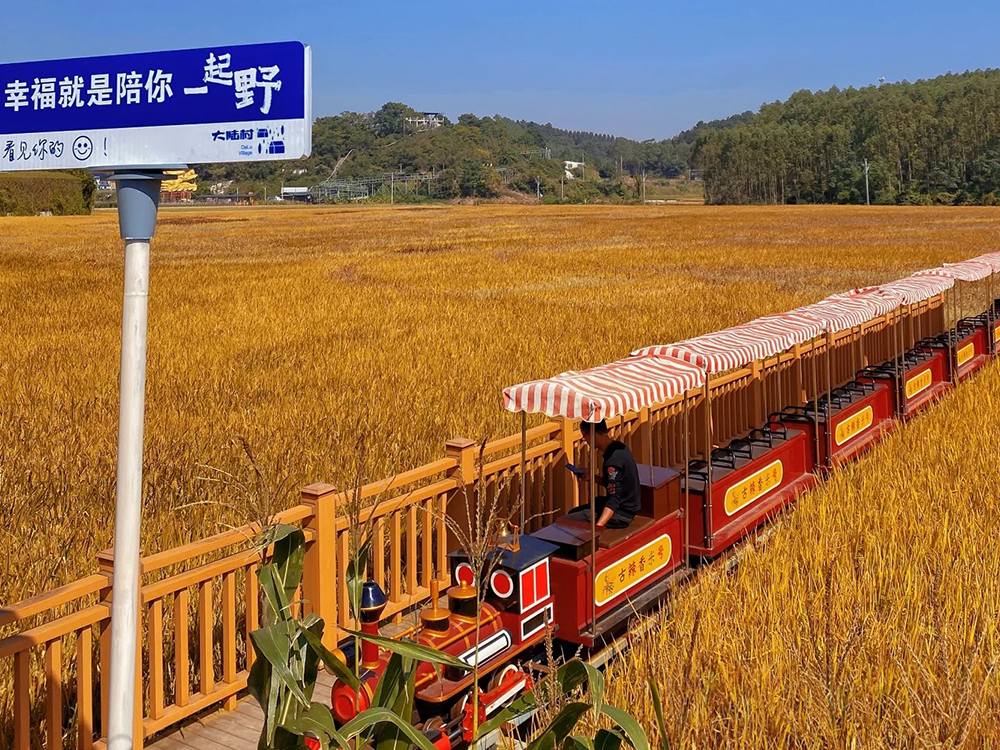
[458,160,495,197]
[374,102,417,137]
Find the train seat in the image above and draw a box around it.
[597,515,656,550]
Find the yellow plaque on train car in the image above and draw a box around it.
[994,325,1000,344]
[956,342,975,367]
[724,460,783,516]
[905,368,933,399]
[594,534,672,606]
[835,406,873,446]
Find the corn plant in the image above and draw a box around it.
[479,660,650,750]
[247,522,472,750]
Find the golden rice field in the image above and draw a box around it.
[1,203,995,609]
[3,203,1000,745]
[606,362,1000,748]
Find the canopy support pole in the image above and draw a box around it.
[950,289,957,386]
[683,395,690,570]
[825,329,833,470]
[703,377,713,551]
[991,274,996,355]
[810,342,820,469]
[589,426,597,638]
[520,412,527,531]
[895,309,904,418]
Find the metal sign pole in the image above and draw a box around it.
[106,171,167,750]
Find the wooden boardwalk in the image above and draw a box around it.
[149,672,336,750]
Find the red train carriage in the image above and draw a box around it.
[917,323,989,383]
[777,379,895,469]
[503,355,705,646]
[858,347,951,418]
[534,466,683,646]
[683,421,816,558]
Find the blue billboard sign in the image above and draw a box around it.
[0,41,311,171]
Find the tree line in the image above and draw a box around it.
[197,102,742,201]
[695,69,1000,205]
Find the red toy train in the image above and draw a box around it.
[326,289,997,748]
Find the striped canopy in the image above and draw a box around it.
[632,330,780,373]
[837,286,904,317]
[916,259,994,283]
[793,294,881,334]
[879,273,955,304]
[633,309,829,373]
[503,355,706,420]
[974,251,1000,273]
[738,311,827,351]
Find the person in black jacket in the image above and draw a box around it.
[568,419,641,530]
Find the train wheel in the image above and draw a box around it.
[449,693,469,721]
[423,717,445,734]
[488,663,521,691]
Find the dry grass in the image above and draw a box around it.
[1,203,994,608]
[606,363,1000,748]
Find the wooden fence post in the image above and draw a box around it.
[96,561,113,744]
[554,417,579,515]
[301,482,339,649]
[445,439,476,551]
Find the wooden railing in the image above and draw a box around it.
[0,297,947,749]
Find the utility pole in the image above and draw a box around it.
[391,172,395,204]
[535,177,541,200]
[862,158,871,206]
[641,170,646,203]
[560,176,564,201]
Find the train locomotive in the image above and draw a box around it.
[325,255,1000,748]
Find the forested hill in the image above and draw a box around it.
[695,69,1000,205]
[198,103,747,199]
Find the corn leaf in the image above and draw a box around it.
[280,703,353,750]
[600,705,650,750]
[526,702,592,750]
[592,729,625,750]
[341,707,441,750]
[296,621,360,690]
[478,659,599,736]
[648,679,670,750]
[346,629,471,670]
[250,621,310,707]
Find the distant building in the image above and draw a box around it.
[405,113,445,132]
[564,160,584,180]
[281,186,312,202]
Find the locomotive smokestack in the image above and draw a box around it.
[359,581,387,669]
[420,579,450,632]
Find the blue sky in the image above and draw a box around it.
[3,0,999,140]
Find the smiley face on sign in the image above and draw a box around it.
[72,136,93,161]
